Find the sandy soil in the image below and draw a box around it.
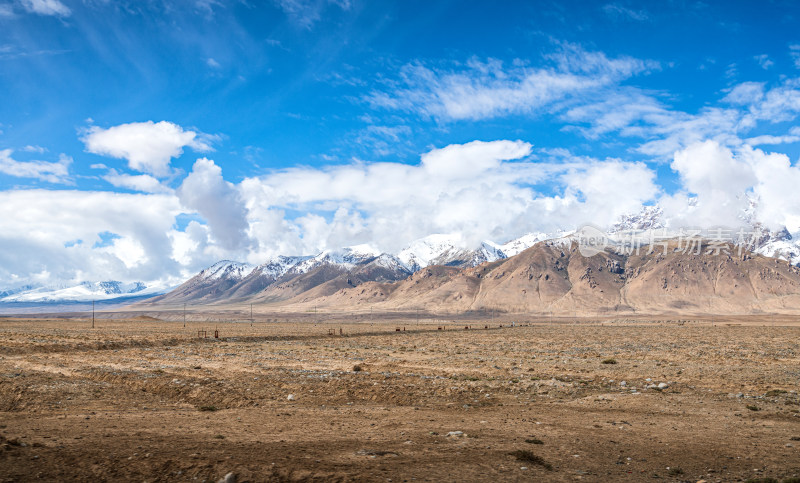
[1,316,799,482]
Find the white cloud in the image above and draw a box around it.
[602,3,649,21]
[239,140,657,258]
[81,121,217,177]
[658,140,800,233]
[744,133,800,146]
[102,170,173,194]
[0,3,14,16]
[791,44,800,69]
[206,57,221,68]
[563,78,800,157]
[0,189,184,287]
[177,158,253,252]
[365,45,658,122]
[0,149,71,183]
[20,0,70,16]
[274,0,350,29]
[754,54,774,70]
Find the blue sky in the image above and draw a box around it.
[2,0,800,288]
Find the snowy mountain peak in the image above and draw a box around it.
[256,255,312,279]
[290,244,382,274]
[499,232,565,257]
[0,280,164,303]
[198,260,255,281]
[397,233,467,272]
[609,205,664,233]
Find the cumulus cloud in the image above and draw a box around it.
[177,158,253,252]
[239,140,658,258]
[662,140,756,229]
[81,121,217,177]
[655,140,800,234]
[0,189,184,287]
[0,149,71,183]
[20,0,70,16]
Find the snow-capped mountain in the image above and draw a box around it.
[12,199,800,307]
[499,232,565,257]
[0,280,166,303]
[396,233,494,271]
[255,255,313,279]
[290,244,384,274]
[609,205,665,233]
[198,260,255,281]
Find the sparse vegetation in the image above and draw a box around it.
[765,389,788,397]
[2,318,799,481]
[601,358,617,364]
[667,467,684,476]
[746,404,761,411]
[509,450,552,470]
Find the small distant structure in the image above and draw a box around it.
[197,330,207,338]
[214,329,219,339]
[328,328,336,336]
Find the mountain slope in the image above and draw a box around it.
[301,239,800,315]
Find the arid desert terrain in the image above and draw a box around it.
[1,314,799,482]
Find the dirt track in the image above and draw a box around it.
[1,318,799,482]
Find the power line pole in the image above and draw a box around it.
[183,303,186,328]
[92,300,95,329]
[250,303,253,326]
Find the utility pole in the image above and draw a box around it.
[92,300,95,329]
[250,303,253,326]
[183,303,186,328]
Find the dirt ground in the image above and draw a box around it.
[1,316,799,482]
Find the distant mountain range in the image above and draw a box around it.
[4,205,800,311]
[136,222,800,315]
[0,280,167,304]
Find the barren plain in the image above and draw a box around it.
[1,315,799,482]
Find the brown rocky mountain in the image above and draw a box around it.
[291,239,800,315]
[140,238,800,315]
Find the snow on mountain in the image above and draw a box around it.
[255,255,312,279]
[499,232,563,257]
[397,233,469,272]
[198,260,255,281]
[609,205,664,233]
[370,253,412,272]
[0,280,168,303]
[290,244,383,274]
